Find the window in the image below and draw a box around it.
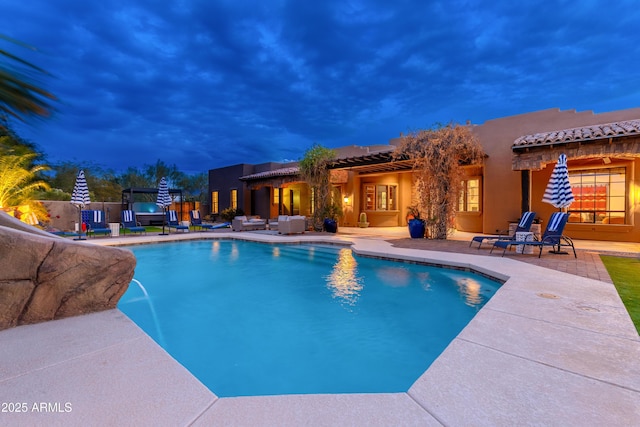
[211,191,219,214]
[364,185,375,210]
[230,189,237,210]
[459,178,480,212]
[568,167,626,224]
[310,188,315,214]
[273,188,280,205]
[363,184,397,211]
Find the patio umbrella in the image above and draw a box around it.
[542,154,575,209]
[70,169,90,240]
[542,154,574,254]
[156,176,172,235]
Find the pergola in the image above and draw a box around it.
[121,187,184,225]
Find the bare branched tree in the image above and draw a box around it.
[394,123,484,239]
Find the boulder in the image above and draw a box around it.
[0,212,136,330]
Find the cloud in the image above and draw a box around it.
[3,0,640,174]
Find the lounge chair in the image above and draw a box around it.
[121,210,146,235]
[166,210,189,232]
[82,210,111,238]
[190,210,214,231]
[491,212,576,257]
[469,211,536,249]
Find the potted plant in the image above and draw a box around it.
[357,212,369,228]
[322,202,342,233]
[406,205,425,238]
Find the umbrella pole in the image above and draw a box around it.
[74,206,85,240]
[160,207,168,235]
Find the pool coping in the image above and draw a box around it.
[1,231,639,426]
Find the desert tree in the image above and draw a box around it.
[299,143,336,231]
[394,123,484,239]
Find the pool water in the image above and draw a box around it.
[118,241,500,397]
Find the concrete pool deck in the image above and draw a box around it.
[1,228,639,426]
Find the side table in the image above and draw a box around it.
[109,223,120,237]
[515,231,534,254]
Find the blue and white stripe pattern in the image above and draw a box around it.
[542,154,575,209]
[518,211,534,228]
[81,210,102,225]
[156,177,172,208]
[122,210,135,224]
[547,211,565,232]
[70,170,91,208]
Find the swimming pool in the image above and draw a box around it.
[118,240,501,397]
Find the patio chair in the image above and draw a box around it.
[166,210,189,232]
[470,211,537,249]
[82,210,111,238]
[121,210,146,235]
[490,212,576,258]
[189,210,214,231]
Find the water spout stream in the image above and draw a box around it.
[130,278,167,348]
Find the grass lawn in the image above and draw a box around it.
[600,255,640,334]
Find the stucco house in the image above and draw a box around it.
[208,107,640,242]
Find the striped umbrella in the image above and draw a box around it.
[542,154,575,209]
[70,170,90,208]
[70,170,90,239]
[156,177,172,235]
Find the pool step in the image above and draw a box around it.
[275,245,343,264]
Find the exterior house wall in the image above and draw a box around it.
[251,186,271,220]
[341,171,357,226]
[471,107,640,240]
[208,164,254,215]
[354,172,412,227]
[399,172,414,225]
[207,107,640,242]
[531,157,640,242]
[348,173,363,227]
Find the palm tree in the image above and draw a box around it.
[0,152,50,222]
[0,35,56,129]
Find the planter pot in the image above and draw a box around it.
[323,218,338,233]
[357,222,369,228]
[408,219,425,238]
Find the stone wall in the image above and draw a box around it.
[41,201,123,232]
[0,211,136,330]
[41,200,205,231]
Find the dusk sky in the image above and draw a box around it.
[3,0,640,174]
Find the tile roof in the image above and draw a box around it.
[512,119,640,148]
[239,167,299,181]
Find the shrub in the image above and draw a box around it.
[220,207,244,222]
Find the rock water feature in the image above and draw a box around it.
[0,211,136,330]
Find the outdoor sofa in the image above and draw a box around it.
[278,215,306,235]
[232,216,267,231]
